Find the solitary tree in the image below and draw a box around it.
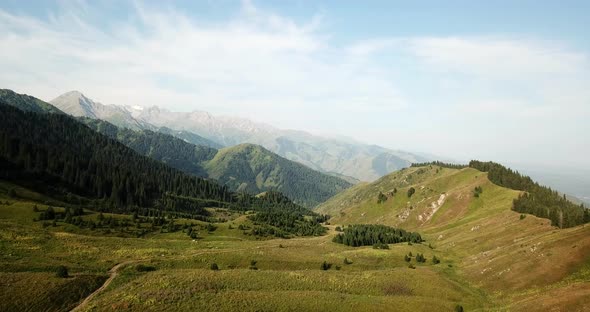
[210,263,219,271]
[249,260,258,270]
[407,187,416,198]
[55,265,69,278]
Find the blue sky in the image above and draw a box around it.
[0,0,589,169]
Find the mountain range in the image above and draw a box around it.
[1,88,589,311]
[50,91,430,181]
[1,89,352,207]
[80,117,352,208]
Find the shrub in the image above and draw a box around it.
[55,265,69,278]
[416,253,426,263]
[377,192,387,204]
[454,305,464,312]
[432,255,440,264]
[473,186,483,198]
[373,242,390,250]
[404,255,411,262]
[335,265,341,270]
[407,187,416,198]
[343,257,353,265]
[520,214,526,220]
[136,264,156,272]
[210,263,219,270]
[321,261,332,270]
[249,260,258,270]
[335,226,342,232]
[408,263,416,269]
[206,223,217,232]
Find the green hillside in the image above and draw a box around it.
[82,119,352,208]
[82,118,216,177]
[2,163,588,311]
[1,89,589,311]
[0,89,64,114]
[83,119,352,208]
[3,89,352,208]
[316,164,590,310]
[205,144,353,208]
[0,102,232,212]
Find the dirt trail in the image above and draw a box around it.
[70,261,135,312]
[68,246,277,311]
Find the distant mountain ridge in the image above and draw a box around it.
[50,91,221,149]
[1,89,352,208]
[50,91,430,181]
[0,89,64,114]
[203,143,352,208]
[81,118,351,207]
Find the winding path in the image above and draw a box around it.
[68,236,335,311]
[70,261,135,312]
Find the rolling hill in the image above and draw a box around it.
[204,143,353,208]
[81,119,352,208]
[316,163,590,310]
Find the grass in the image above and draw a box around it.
[2,166,590,311]
[316,165,590,310]
[0,272,107,312]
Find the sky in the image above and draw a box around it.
[0,0,589,169]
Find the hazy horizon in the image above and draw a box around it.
[1,0,589,169]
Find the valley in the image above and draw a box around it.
[1,164,589,311]
[2,1,589,311]
[0,90,588,311]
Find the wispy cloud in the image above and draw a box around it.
[0,1,406,126]
[408,37,588,77]
[0,1,588,166]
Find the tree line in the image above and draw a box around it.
[469,160,589,228]
[412,160,589,228]
[0,103,233,214]
[83,118,352,208]
[332,224,423,247]
[0,94,331,238]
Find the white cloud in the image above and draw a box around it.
[407,37,589,77]
[0,2,589,167]
[0,1,405,126]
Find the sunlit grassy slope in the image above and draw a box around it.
[1,165,589,311]
[0,179,488,311]
[316,165,590,311]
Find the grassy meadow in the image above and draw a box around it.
[1,165,589,311]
